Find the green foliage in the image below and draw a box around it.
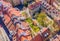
[25,18,40,33]
[36,12,53,27]
[30,24,40,33]
[36,12,47,27]
[25,18,32,24]
[22,11,26,14]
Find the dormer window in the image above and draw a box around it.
[20,16,26,21]
[44,33,49,38]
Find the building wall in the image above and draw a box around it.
[31,34,43,41]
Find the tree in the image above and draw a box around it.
[36,12,47,27]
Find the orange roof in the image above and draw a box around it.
[9,24,16,31]
[21,22,29,28]
[20,35,32,41]
[8,8,21,17]
[4,14,10,25]
[17,29,31,36]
